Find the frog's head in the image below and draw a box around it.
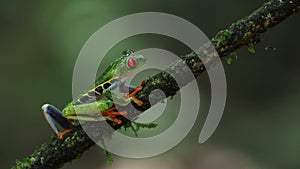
[112,50,146,78]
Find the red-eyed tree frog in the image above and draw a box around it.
[42,50,146,139]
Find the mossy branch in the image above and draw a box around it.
[13,0,299,168]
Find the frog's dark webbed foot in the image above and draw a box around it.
[101,107,128,125]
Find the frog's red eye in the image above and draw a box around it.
[127,56,137,68]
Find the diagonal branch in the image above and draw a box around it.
[13,0,299,168]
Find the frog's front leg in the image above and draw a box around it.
[103,89,143,106]
[119,80,145,105]
[42,104,72,139]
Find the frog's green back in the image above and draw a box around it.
[94,57,122,86]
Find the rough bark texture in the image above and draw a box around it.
[13,0,299,168]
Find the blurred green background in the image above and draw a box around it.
[1,0,299,169]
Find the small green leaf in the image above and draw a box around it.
[100,139,114,166]
[134,122,158,129]
[123,121,158,137]
[104,150,113,166]
[247,44,256,54]
[130,124,138,136]
[226,57,233,65]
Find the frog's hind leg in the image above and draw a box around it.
[42,104,72,139]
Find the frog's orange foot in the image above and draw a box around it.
[133,98,143,106]
[123,94,143,106]
[108,112,127,124]
[102,108,127,117]
[114,119,123,125]
[102,107,128,124]
[124,85,143,106]
[57,129,71,140]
